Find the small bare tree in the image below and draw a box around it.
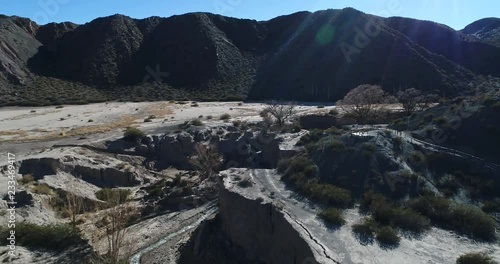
[337,84,395,122]
[397,88,423,115]
[63,178,85,226]
[190,143,223,179]
[101,196,135,263]
[262,100,297,127]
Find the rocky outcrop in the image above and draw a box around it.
[179,171,325,264]
[17,156,141,188]
[135,127,282,170]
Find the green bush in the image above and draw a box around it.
[123,127,145,142]
[220,113,231,120]
[390,207,430,232]
[0,223,84,251]
[237,177,253,188]
[362,191,429,233]
[278,155,351,208]
[411,195,496,240]
[456,253,495,264]
[329,109,339,116]
[409,151,427,165]
[481,201,500,213]
[376,226,400,245]
[95,189,131,204]
[352,217,377,237]
[33,183,52,195]
[318,208,345,226]
[191,118,204,126]
[307,136,344,153]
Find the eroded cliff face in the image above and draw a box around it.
[179,169,329,264]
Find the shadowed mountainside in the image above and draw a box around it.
[0,8,499,105]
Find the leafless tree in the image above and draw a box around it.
[103,198,135,264]
[263,100,297,127]
[397,88,423,115]
[337,84,395,122]
[190,143,223,179]
[63,178,85,226]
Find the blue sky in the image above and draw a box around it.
[2,0,498,29]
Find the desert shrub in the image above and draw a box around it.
[409,151,427,165]
[318,208,345,226]
[33,183,52,194]
[392,136,403,146]
[123,127,145,142]
[362,191,429,232]
[237,177,253,188]
[306,183,352,208]
[277,155,315,177]
[191,118,204,126]
[324,126,343,135]
[232,120,242,127]
[437,175,460,197]
[481,201,500,213]
[19,174,34,184]
[390,207,430,232]
[376,226,400,245]
[451,205,496,241]
[278,155,351,208]
[307,136,344,153]
[95,189,131,204]
[410,195,452,222]
[296,130,323,146]
[220,113,231,120]
[0,223,84,251]
[456,253,495,264]
[410,195,496,240]
[329,109,339,116]
[352,217,377,237]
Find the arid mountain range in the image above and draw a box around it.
[1,8,499,105]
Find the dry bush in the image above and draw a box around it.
[190,143,223,178]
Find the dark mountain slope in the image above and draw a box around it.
[249,9,474,100]
[385,17,500,76]
[0,16,41,89]
[0,9,499,105]
[461,18,500,47]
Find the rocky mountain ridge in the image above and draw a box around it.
[1,8,499,105]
